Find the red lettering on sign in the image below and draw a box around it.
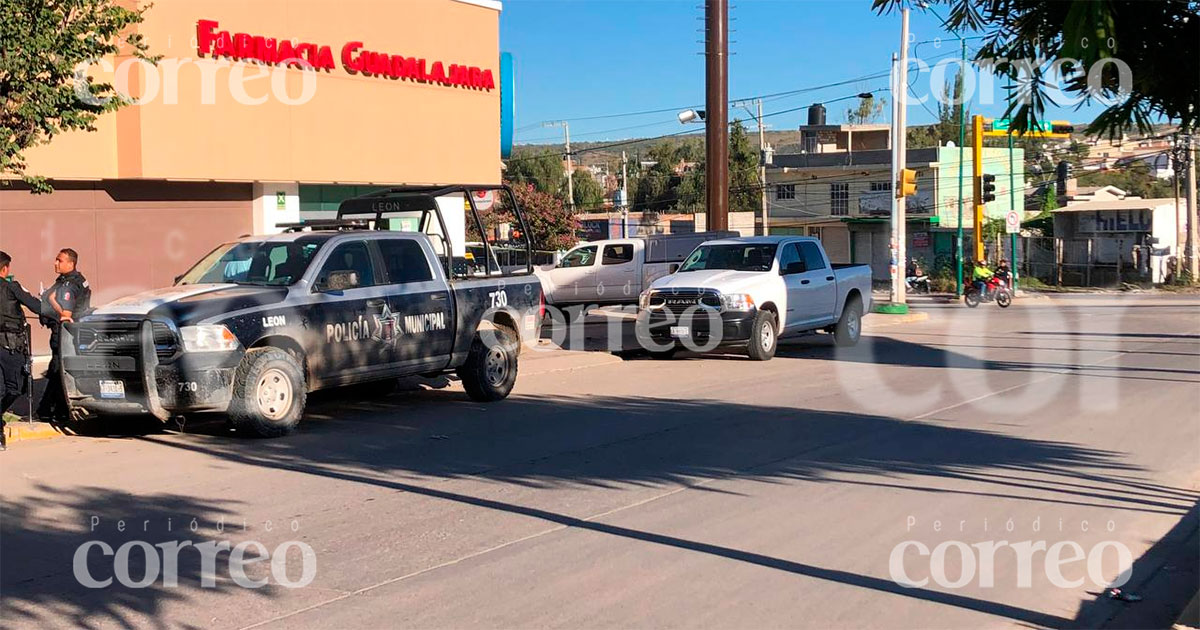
[192,20,494,89]
[276,39,297,64]
[196,19,219,55]
[429,61,446,84]
[341,41,363,73]
[314,45,334,70]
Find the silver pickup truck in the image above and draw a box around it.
[639,236,873,360]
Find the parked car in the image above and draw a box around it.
[538,232,736,311]
[639,236,872,360]
[61,185,544,437]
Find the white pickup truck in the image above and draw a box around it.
[638,236,873,360]
[538,232,736,311]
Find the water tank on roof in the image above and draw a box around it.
[808,103,826,126]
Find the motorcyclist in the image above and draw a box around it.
[971,260,994,297]
[905,260,926,293]
[994,259,1012,287]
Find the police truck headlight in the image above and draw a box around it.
[719,293,755,311]
[180,325,240,352]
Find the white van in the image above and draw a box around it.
[539,232,736,308]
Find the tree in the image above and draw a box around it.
[846,95,887,125]
[504,148,565,197]
[728,119,761,213]
[504,183,578,251]
[873,0,1200,137]
[908,71,967,148]
[1,0,155,192]
[571,168,605,211]
[1040,186,1058,212]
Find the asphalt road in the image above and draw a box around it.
[2,294,1198,629]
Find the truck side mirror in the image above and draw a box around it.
[319,270,360,292]
[173,273,185,285]
[669,263,680,274]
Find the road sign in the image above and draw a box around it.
[472,189,495,211]
[1005,210,1021,234]
[984,118,1073,138]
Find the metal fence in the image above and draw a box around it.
[1018,236,1156,287]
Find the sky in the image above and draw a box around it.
[499,0,1112,146]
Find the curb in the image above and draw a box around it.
[864,311,930,328]
[3,420,69,445]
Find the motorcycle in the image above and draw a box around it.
[905,274,930,294]
[964,276,1012,308]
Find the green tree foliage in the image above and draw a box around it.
[873,0,1200,137]
[571,168,606,211]
[908,71,967,149]
[846,95,887,125]
[505,148,565,196]
[1040,186,1058,212]
[728,119,761,213]
[1078,159,1175,199]
[1,0,155,192]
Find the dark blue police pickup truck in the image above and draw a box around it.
[61,185,544,437]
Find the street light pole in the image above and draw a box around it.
[705,0,729,232]
[758,98,769,236]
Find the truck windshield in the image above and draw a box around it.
[678,244,778,272]
[177,239,325,286]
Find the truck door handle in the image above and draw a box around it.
[366,299,386,308]
[801,279,810,285]
[825,276,834,281]
[431,293,447,301]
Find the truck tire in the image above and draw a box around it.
[228,347,306,438]
[746,309,778,361]
[834,297,863,347]
[458,326,519,402]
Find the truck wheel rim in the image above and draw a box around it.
[760,320,775,350]
[255,368,293,421]
[485,346,508,386]
[847,309,860,339]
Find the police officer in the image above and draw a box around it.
[37,248,91,422]
[1,251,42,450]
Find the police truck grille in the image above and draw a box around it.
[77,321,178,359]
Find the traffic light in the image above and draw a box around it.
[897,168,917,198]
[981,173,997,203]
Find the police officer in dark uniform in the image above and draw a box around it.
[37,248,91,422]
[1,251,42,450]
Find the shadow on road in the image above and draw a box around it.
[1,487,251,630]
[45,391,1190,628]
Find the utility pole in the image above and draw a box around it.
[890,9,909,305]
[621,151,630,238]
[955,39,967,295]
[758,98,769,236]
[704,0,729,232]
[1188,133,1198,279]
[1008,122,1018,291]
[972,114,985,261]
[544,120,574,212]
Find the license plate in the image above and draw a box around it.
[99,380,125,399]
[670,326,690,337]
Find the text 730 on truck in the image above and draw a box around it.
[60,185,544,437]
